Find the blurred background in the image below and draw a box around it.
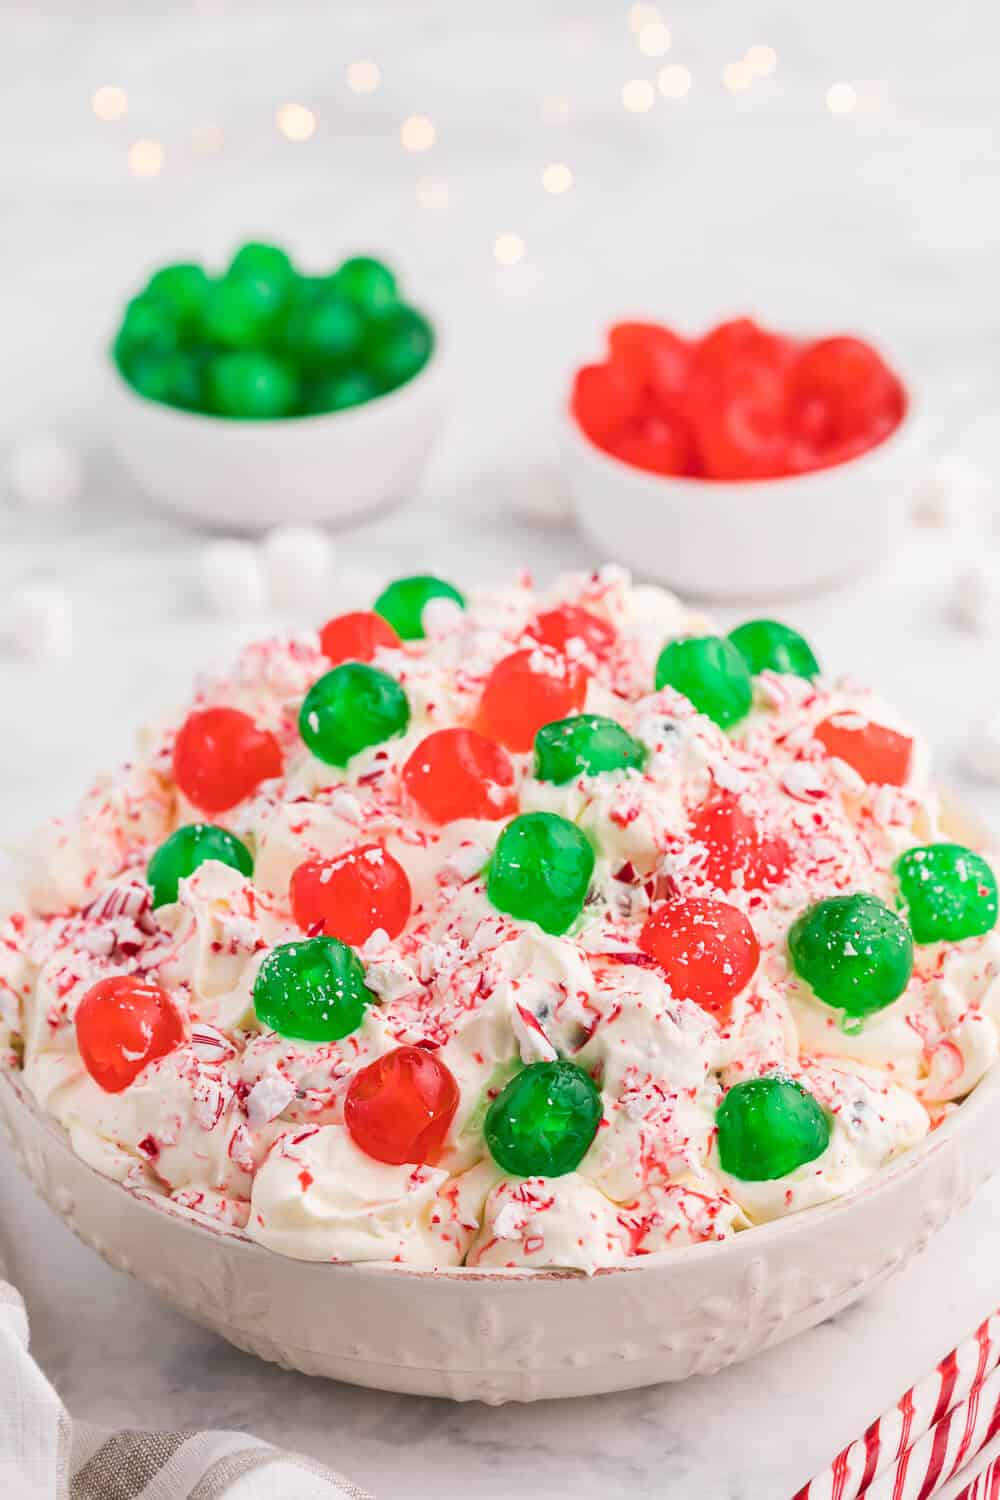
[2,0,999,837]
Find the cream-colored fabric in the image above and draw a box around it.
[0,1254,370,1500]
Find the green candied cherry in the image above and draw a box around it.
[253,936,372,1042]
[654,635,752,730]
[335,255,398,312]
[365,305,433,390]
[128,351,204,410]
[487,811,595,936]
[788,892,913,1019]
[114,294,179,366]
[484,1058,603,1177]
[299,662,410,767]
[144,263,210,330]
[207,352,299,418]
[201,270,287,350]
[534,713,647,785]
[227,240,296,289]
[716,1076,830,1181]
[895,843,998,944]
[282,287,365,371]
[374,575,465,641]
[147,823,253,907]
[728,619,820,680]
[304,369,381,415]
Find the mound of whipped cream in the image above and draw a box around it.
[1,567,996,1273]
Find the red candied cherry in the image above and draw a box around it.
[787,337,903,444]
[75,975,185,1094]
[402,727,517,825]
[571,362,642,449]
[319,610,401,666]
[689,791,791,892]
[692,319,795,380]
[608,322,690,406]
[688,361,790,481]
[290,843,411,946]
[639,896,760,1024]
[526,604,616,662]
[345,1045,460,1165]
[173,707,282,813]
[478,646,589,753]
[814,715,913,787]
[614,412,695,476]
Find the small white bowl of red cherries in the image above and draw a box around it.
[562,316,923,600]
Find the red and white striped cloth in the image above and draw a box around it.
[797,1314,1000,1500]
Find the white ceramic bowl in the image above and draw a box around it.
[106,343,448,533]
[563,396,924,602]
[2,1063,994,1404]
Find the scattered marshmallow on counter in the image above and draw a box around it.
[952,558,1000,635]
[3,582,73,661]
[509,462,574,526]
[198,540,269,619]
[914,455,993,530]
[261,524,336,611]
[5,434,84,511]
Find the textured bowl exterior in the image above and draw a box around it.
[2,1064,996,1403]
[106,351,448,533]
[562,404,923,601]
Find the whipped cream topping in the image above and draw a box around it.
[2,565,997,1273]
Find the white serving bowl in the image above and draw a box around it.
[563,395,924,601]
[2,1063,995,1404]
[106,342,447,533]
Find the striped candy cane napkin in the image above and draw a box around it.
[797,1313,1000,1500]
[0,1244,372,1500]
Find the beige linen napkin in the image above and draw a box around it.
[0,1250,372,1500]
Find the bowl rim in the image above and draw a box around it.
[106,323,445,433]
[5,1057,995,1285]
[563,374,921,496]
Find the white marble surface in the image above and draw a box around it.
[2,3,1000,1494]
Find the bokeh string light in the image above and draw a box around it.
[722,60,754,94]
[542,162,573,194]
[826,82,858,114]
[658,63,692,98]
[637,22,671,57]
[92,85,127,121]
[347,59,380,94]
[400,114,435,151]
[494,233,525,266]
[275,102,316,141]
[627,3,662,33]
[745,43,778,77]
[622,78,655,112]
[127,139,164,178]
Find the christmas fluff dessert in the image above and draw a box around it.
[2,567,997,1274]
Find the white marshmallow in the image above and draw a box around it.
[198,540,268,619]
[953,559,1000,635]
[262,524,335,611]
[3,582,73,661]
[914,456,992,530]
[6,435,83,510]
[509,462,574,526]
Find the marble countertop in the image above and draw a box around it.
[3,3,1000,1494]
